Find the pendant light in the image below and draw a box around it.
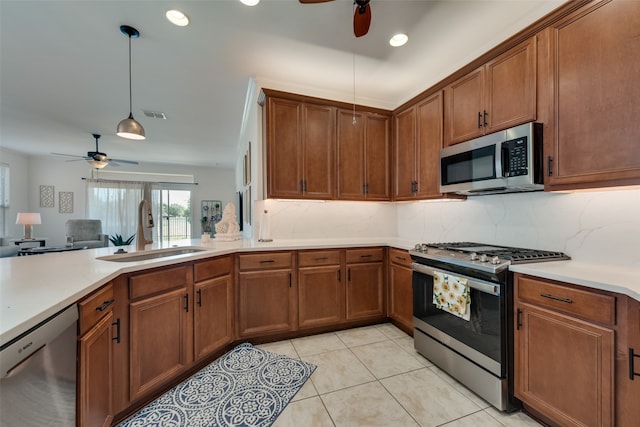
[117,25,145,140]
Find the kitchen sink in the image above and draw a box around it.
[97,247,207,262]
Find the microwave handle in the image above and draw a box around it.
[501,142,510,178]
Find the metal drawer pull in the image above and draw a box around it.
[112,318,121,344]
[259,260,275,264]
[313,257,329,261]
[630,348,640,380]
[96,299,115,312]
[360,254,372,258]
[540,293,573,304]
[395,256,406,261]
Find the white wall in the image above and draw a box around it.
[1,148,235,246]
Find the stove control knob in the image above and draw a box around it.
[470,252,479,261]
[479,254,488,262]
[491,256,501,265]
[414,244,422,251]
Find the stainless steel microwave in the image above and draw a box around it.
[439,122,543,196]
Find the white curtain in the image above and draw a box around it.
[86,181,164,241]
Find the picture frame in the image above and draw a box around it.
[40,185,54,208]
[59,191,73,213]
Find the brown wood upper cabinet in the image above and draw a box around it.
[263,92,335,199]
[337,109,391,200]
[444,37,536,146]
[393,92,444,200]
[539,0,640,190]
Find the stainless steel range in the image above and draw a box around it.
[410,242,569,411]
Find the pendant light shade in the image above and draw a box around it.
[117,25,145,140]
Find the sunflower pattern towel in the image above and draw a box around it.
[433,272,471,321]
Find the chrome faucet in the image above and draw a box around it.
[136,199,154,250]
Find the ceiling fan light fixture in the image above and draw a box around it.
[166,10,189,26]
[88,159,109,169]
[117,25,146,141]
[239,0,260,6]
[390,33,408,47]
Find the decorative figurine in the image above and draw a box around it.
[214,202,242,241]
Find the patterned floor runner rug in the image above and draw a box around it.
[117,342,316,427]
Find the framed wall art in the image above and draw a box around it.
[40,185,54,207]
[59,191,74,213]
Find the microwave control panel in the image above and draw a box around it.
[502,137,528,177]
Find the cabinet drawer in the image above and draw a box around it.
[194,255,232,282]
[129,265,190,300]
[298,250,341,267]
[238,252,293,271]
[346,247,384,264]
[516,274,616,325]
[78,283,114,336]
[389,248,412,268]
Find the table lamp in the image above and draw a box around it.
[16,212,41,240]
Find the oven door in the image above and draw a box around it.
[412,262,505,377]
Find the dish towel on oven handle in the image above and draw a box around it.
[433,272,471,321]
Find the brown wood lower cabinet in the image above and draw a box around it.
[388,248,413,333]
[77,283,116,427]
[237,252,296,338]
[514,274,615,426]
[345,248,385,321]
[298,249,343,329]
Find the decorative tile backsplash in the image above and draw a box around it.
[255,188,640,267]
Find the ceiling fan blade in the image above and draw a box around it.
[109,158,139,165]
[51,152,89,160]
[353,2,371,37]
[299,0,334,3]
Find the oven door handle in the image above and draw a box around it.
[411,263,500,296]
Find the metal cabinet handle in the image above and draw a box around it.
[540,293,573,304]
[516,308,522,330]
[184,293,189,312]
[483,110,488,127]
[395,256,406,261]
[630,348,640,380]
[260,259,275,264]
[112,318,121,344]
[314,257,329,261]
[547,156,552,177]
[360,254,372,258]
[96,299,115,312]
[197,289,202,307]
[478,112,482,128]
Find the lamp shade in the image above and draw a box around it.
[16,212,41,225]
[117,114,146,140]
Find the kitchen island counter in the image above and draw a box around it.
[2,237,638,347]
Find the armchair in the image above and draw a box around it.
[65,219,109,249]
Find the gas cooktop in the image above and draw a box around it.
[410,241,570,273]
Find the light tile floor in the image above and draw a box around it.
[258,323,541,427]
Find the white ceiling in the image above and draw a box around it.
[0,0,565,169]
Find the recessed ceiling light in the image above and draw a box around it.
[389,33,408,47]
[239,0,260,6]
[166,9,189,26]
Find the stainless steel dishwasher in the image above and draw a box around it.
[0,304,78,426]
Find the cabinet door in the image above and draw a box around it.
[542,0,640,189]
[337,109,366,199]
[302,103,335,199]
[129,287,191,401]
[617,296,640,426]
[485,37,536,134]
[388,260,413,332]
[444,67,484,145]
[515,302,614,426]
[364,114,390,200]
[194,275,233,361]
[78,312,114,427]
[393,106,417,200]
[266,97,302,198]
[346,263,384,320]
[415,92,444,198]
[238,269,296,338]
[298,265,343,328]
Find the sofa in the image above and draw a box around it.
[65,219,109,249]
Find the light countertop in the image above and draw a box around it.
[1,237,638,347]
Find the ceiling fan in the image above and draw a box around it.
[52,134,139,169]
[299,0,372,37]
